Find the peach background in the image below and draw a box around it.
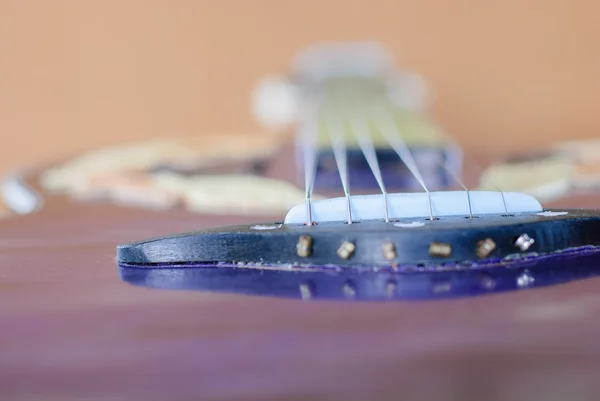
[1,0,599,175]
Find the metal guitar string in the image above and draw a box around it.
[385,116,475,219]
[438,159,474,218]
[423,137,509,216]
[368,101,435,220]
[379,95,508,217]
[471,158,510,215]
[445,143,510,215]
[298,94,320,225]
[298,78,509,224]
[321,83,394,224]
[324,104,353,224]
[301,81,448,224]
[347,106,391,223]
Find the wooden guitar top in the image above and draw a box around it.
[1,162,600,401]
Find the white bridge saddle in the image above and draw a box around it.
[284,191,542,224]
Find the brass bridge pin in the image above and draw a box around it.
[337,241,356,260]
[476,238,496,258]
[382,242,397,261]
[296,235,313,257]
[429,242,452,258]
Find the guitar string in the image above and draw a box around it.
[318,84,391,224]
[324,102,354,224]
[299,95,320,225]
[381,101,506,217]
[376,104,476,219]
[364,89,480,220]
[430,132,509,215]
[369,101,435,220]
[348,103,391,223]
[379,106,475,219]
[437,157,474,218]
[319,83,391,224]
[318,84,435,222]
[460,154,510,215]
[300,79,508,224]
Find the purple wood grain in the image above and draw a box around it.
[0,164,599,400]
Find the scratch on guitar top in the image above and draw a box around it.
[394,221,426,228]
[537,211,569,217]
[251,224,283,230]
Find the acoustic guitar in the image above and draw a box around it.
[2,44,600,401]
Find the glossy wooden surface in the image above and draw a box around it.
[1,162,600,400]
